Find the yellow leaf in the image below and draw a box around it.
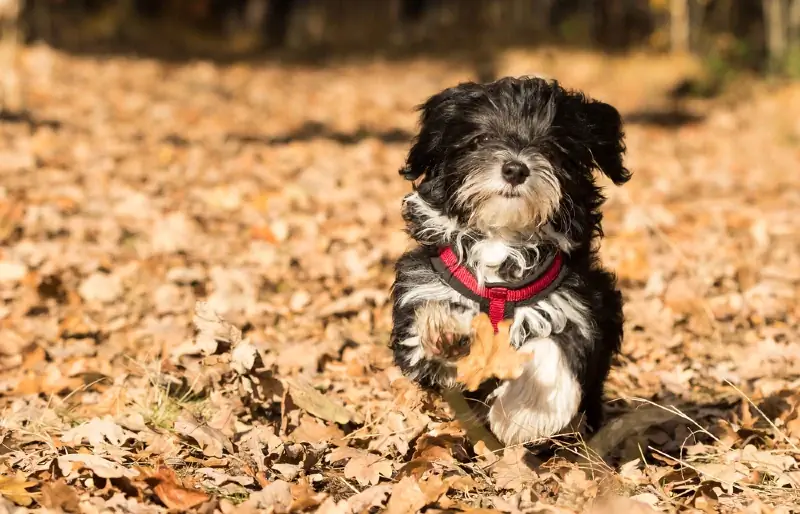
[0,474,38,507]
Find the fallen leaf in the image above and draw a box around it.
[196,468,255,487]
[61,415,135,450]
[0,474,38,507]
[244,480,293,513]
[342,451,393,486]
[230,339,258,374]
[290,416,346,446]
[41,479,80,512]
[490,446,539,491]
[145,467,210,511]
[193,301,243,351]
[78,272,123,303]
[455,314,533,391]
[174,414,235,458]
[588,495,660,514]
[385,476,427,514]
[290,479,326,511]
[56,454,138,479]
[285,378,354,425]
[346,484,393,513]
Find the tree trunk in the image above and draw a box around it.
[670,0,691,53]
[789,0,800,47]
[0,0,23,113]
[763,0,789,72]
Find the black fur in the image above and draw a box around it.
[390,76,629,438]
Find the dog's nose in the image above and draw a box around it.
[501,161,530,186]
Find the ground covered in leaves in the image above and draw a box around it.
[1,46,800,513]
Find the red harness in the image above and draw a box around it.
[431,247,567,332]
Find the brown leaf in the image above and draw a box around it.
[41,479,80,512]
[490,447,538,492]
[174,414,234,458]
[0,474,38,507]
[346,484,393,513]
[343,452,394,486]
[244,480,293,513]
[455,314,533,391]
[290,416,346,446]
[285,378,354,425]
[385,476,427,514]
[146,467,210,511]
[56,454,139,479]
[290,479,326,511]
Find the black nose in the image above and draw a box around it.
[501,161,530,186]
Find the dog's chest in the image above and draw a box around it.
[468,239,516,283]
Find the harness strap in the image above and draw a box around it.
[431,246,568,332]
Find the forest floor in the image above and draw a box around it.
[1,45,799,514]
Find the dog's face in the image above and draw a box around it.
[402,77,630,241]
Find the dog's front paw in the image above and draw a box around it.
[422,332,471,361]
[415,302,473,362]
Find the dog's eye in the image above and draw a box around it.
[469,135,490,149]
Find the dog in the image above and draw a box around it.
[389,76,630,446]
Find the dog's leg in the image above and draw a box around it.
[487,337,582,446]
[391,300,474,389]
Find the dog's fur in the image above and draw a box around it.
[389,76,630,446]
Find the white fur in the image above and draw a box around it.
[397,267,480,309]
[488,337,582,445]
[403,193,469,249]
[456,152,562,235]
[511,290,594,341]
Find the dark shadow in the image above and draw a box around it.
[225,122,413,146]
[624,109,706,128]
[15,0,662,85]
[0,109,62,131]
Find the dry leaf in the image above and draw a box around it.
[40,479,80,512]
[343,452,394,486]
[346,484,393,513]
[490,447,539,492]
[56,454,138,479]
[385,476,427,514]
[245,480,293,513]
[174,415,235,458]
[193,301,243,350]
[61,415,135,450]
[145,467,210,511]
[0,474,38,507]
[285,378,354,425]
[290,416,346,446]
[455,314,533,391]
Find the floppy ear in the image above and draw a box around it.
[581,99,631,185]
[400,86,466,182]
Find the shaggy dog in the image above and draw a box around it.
[389,76,630,446]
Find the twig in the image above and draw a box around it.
[442,388,504,454]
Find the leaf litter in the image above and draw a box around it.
[0,45,799,513]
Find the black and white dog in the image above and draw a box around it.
[390,76,630,446]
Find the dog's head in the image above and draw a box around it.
[401,77,629,241]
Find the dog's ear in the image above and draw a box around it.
[401,85,474,182]
[579,99,631,186]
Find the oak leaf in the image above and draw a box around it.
[455,314,533,391]
[346,455,393,486]
[174,414,234,458]
[144,467,210,511]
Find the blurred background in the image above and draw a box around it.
[5,1,800,83]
